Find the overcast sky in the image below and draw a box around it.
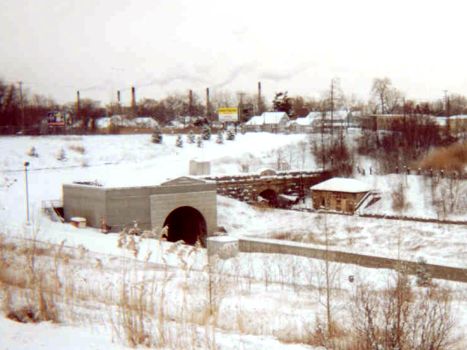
[1,0,467,105]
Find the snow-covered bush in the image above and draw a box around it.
[240,124,246,134]
[216,131,224,144]
[27,146,39,157]
[151,126,163,144]
[187,131,195,144]
[202,125,211,140]
[196,135,203,148]
[226,129,235,141]
[175,135,183,148]
[56,148,67,161]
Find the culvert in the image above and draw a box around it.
[258,189,278,207]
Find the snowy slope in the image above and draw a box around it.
[0,132,466,349]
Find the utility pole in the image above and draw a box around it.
[206,87,210,121]
[444,90,451,137]
[24,161,30,225]
[238,92,245,122]
[257,81,262,115]
[189,89,193,116]
[76,90,82,129]
[19,81,25,132]
[330,79,334,142]
[117,90,121,114]
[131,86,136,118]
[443,90,450,117]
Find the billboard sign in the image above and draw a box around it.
[218,107,238,122]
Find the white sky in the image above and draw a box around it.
[1,0,467,105]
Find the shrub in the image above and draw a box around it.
[350,273,455,350]
[151,126,163,144]
[418,141,467,173]
[175,135,183,148]
[187,131,195,144]
[56,148,67,161]
[216,131,224,144]
[27,146,39,157]
[202,125,211,140]
[196,135,203,148]
[226,129,235,141]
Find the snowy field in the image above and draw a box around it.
[0,132,466,349]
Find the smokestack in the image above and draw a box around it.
[76,90,81,125]
[206,87,210,119]
[257,81,262,114]
[131,86,136,117]
[188,89,193,117]
[117,90,121,114]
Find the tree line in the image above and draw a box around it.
[2,76,467,133]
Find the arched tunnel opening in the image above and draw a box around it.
[163,206,207,246]
[258,189,278,207]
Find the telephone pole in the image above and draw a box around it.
[444,90,451,137]
[257,81,262,115]
[330,79,334,142]
[443,90,450,117]
[206,87,211,120]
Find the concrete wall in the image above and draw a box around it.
[150,190,217,234]
[238,237,467,283]
[63,178,218,234]
[63,184,160,230]
[63,184,106,228]
[105,186,161,230]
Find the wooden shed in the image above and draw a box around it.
[310,177,371,214]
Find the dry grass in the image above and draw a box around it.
[0,230,463,349]
[68,144,86,154]
[418,142,467,172]
[0,234,60,324]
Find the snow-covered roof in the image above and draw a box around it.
[95,116,159,129]
[452,114,467,119]
[305,110,348,121]
[291,115,315,126]
[310,177,371,193]
[261,112,289,124]
[245,116,264,126]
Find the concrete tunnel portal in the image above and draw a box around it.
[163,206,207,245]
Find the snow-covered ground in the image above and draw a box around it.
[0,132,466,349]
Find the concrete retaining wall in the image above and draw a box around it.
[238,237,467,283]
[63,185,106,228]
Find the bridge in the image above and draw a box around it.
[203,169,332,207]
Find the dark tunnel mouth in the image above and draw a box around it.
[259,189,278,206]
[163,206,207,246]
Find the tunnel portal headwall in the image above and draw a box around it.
[63,177,217,240]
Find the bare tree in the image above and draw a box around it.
[371,77,403,114]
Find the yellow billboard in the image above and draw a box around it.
[218,107,238,122]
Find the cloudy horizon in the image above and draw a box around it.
[1,0,467,106]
